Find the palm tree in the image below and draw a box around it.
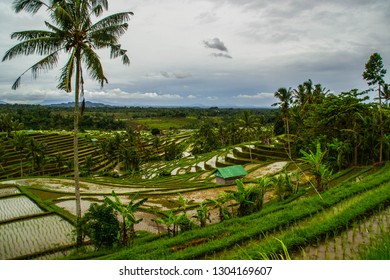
[26,138,47,174]
[381,83,390,107]
[11,132,28,176]
[273,87,293,158]
[3,0,132,247]
[239,110,257,161]
[53,152,66,175]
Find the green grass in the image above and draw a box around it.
[357,233,390,260]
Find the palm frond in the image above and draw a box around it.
[9,50,60,90]
[11,30,54,41]
[90,0,109,17]
[81,43,107,86]
[89,12,133,32]
[52,1,74,29]
[57,50,76,92]
[110,44,130,65]
[31,51,60,79]
[90,23,129,41]
[13,0,49,14]
[2,37,63,61]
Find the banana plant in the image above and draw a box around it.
[193,202,211,228]
[104,191,148,246]
[300,141,332,192]
[226,179,255,217]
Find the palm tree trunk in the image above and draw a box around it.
[378,85,383,164]
[74,52,82,247]
[285,114,291,158]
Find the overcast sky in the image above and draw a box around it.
[0,0,389,107]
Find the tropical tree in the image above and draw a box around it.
[26,138,47,174]
[226,179,266,217]
[273,87,293,158]
[11,131,28,176]
[328,138,351,171]
[0,145,5,171]
[53,152,66,176]
[300,141,332,192]
[206,195,231,222]
[238,110,257,161]
[83,155,94,176]
[193,202,211,228]
[79,202,120,249]
[363,53,387,163]
[382,84,390,106]
[104,191,147,246]
[0,114,23,137]
[3,0,133,247]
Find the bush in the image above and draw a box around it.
[80,203,120,249]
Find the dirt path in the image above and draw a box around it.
[0,178,146,194]
[246,161,288,180]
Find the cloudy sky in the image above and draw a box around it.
[0,0,389,107]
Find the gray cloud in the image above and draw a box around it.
[160,71,192,79]
[210,53,232,59]
[203,38,228,52]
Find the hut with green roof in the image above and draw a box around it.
[214,165,247,185]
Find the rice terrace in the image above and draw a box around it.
[0,0,389,262]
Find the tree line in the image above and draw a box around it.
[273,53,390,170]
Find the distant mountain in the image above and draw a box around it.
[0,101,8,105]
[48,101,111,108]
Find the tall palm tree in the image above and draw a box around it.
[238,110,257,161]
[273,87,293,158]
[3,0,132,246]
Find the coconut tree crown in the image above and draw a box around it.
[3,0,132,92]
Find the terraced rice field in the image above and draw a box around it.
[0,215,74,259]
[0,196,44,221]
[0,183,76,260]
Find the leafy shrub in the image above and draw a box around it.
[80,203,120,249]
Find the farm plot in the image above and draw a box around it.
[0,196,44,222]
[0,186,20,197]
[0,215,75,260]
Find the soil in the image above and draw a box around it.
[246,161,288,180]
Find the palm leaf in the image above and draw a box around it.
[81,43,107,86]
[57,50,76,92]
[13,0,49,14]
[89,12,133,32]
[31,51,60,79]
[10,30,54,41]
[2,37,62,61]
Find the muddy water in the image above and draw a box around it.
[293,207,390,260]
